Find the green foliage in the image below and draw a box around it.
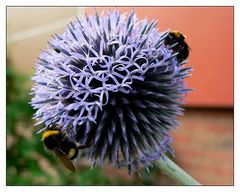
[6,61,164,185]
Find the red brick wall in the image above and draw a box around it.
[101,108,233,185]
[171,108,233,185]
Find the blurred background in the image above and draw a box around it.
[7,7,233,185]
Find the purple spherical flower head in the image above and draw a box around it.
[31,10,191,173]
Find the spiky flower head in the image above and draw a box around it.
[31,10,191,172]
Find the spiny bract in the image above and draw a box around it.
[31,10,192,173]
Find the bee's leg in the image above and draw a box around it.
[76,142,92,149]
[58,148,67,156]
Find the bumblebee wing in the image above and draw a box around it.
[53,148,76,172]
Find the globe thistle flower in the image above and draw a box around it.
[31,10,191,173]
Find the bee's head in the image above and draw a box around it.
[47,124,61,130]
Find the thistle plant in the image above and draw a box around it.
[31,10,192,176]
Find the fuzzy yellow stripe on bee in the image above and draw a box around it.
[171,30,181,38]
[41,130,60,140]
[67,148,77,159]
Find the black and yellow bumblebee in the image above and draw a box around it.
[41,124,90,171]
[164,30,190,62]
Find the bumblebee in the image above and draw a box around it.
[164,30,190,62]
[41,124,90,171]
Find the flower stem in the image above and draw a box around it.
[155,154,201,185]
